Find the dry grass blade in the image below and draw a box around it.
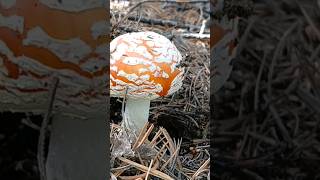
[132,123,154,150]
[110,121,209,179]
[118,157,174,180]
[191,158,210,179]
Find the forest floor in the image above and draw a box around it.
[214,0,320,179]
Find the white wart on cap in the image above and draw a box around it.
[110,31,184,100]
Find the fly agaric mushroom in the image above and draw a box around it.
[211,0,239,93]
[110,31,184,133]
[0,1,107,180]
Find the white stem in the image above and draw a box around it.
[46,113,106,180]
[123,98,150,134]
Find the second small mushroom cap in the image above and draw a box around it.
[110,31,184,100]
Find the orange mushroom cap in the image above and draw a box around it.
[110,31,184,100]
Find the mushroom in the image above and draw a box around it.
[0,1,107,180]
[110,31,184,133]
[211,2,239,93]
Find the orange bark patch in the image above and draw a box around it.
[0,53,19,79]
[211,24,228,48]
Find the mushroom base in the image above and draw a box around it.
[123,98,151,134]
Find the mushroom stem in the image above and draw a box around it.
[46,113,107,180]
[124,97,150,133]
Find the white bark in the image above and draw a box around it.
[46,111,107,180]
